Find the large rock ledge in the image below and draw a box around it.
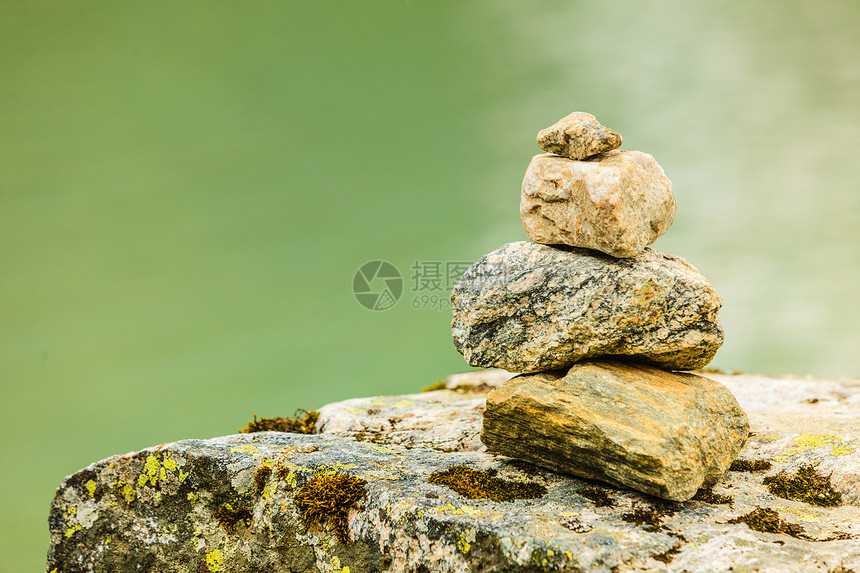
[48,371,860,572]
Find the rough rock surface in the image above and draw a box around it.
[317,370,514,453]
[48,371,860,572]
[536,112,622,160]
[481,361,749,501]
[450,241,724,373]
[521,151,676,257]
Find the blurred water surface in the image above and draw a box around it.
[2,1,859,569]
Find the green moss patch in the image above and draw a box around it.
[578,486,614,507]
[293,472,367,544]
[729,459,772,472]
[239,410,319,434]
[691,488,733,505]
[428,465,546,502]
[728,507,805,538]
[763,464,842,507]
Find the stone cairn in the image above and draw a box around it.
[451,112,750,502]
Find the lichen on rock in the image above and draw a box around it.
[47,371,860,572]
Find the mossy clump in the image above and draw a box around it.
[729,459,772,472]
[254,466,273,496]
[421,380,495,394]
[728,507,805,538]
[763,464,842,507]
[239,410,319,434]
[578,486,614,507]
[507,459,545,477]
[697,367,744,375]
[620,503,679,531]
[421,381,448,392]
[692,487,733,505]
[652,545,681,564]
[213,503,253,532]
[293,472,367,544]
[428,465,547,502]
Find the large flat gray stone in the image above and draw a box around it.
[48,371,860,572]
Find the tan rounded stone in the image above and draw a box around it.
[536,111,622,160]
[521,151,676,258]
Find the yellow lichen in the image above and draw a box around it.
[230,444,261,454]
[435,504,483,516]
[283,470,297,489]
[457,529,475,553]
[187,492,199,503]
[772,434,856,462]
[163,454,178,472]
[85,480,97,498]
[178,469,190,483]
[830,446,856,456]
[782,506,821,523]
[205,548,224,572]
[139,454,161,487]
[314,463,358,476]
[115,480,136,504]
[64,524,82,539]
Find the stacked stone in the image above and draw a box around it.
[450,113,749,502]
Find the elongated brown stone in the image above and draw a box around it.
[481,360,750,501]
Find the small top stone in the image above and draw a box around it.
[536,112,622,160]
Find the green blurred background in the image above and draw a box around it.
[2,1,859,569]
